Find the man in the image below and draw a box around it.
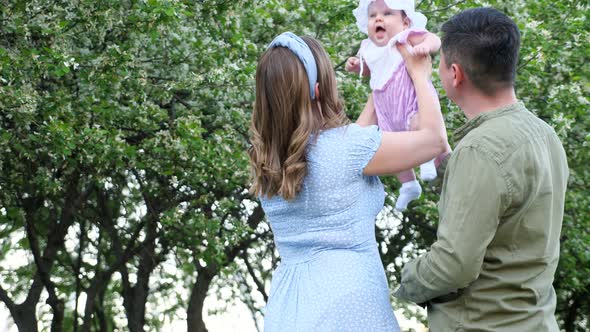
[394,7,569,331]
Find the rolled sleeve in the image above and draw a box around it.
[394,147,510,303]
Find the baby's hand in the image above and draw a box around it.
[397,42,432,81]
[412,44,430,56]
[345,57,361,73]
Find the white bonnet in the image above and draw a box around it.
[353,0,427,34]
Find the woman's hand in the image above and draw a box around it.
[396,43,432,82]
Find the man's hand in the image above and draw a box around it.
[345,56,361,73]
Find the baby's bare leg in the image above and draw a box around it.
[397,169,416,183]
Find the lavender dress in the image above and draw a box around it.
[261,124,399,331]
[359,28,437,131]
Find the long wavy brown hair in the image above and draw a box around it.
[249,36,349,200]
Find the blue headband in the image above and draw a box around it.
[267,32,318,99]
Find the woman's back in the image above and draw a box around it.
[262,124,384,262]
[261,124,399,331]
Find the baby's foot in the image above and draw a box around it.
[420,159,437,181]
[395,180,422,211]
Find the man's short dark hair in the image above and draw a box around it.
[441,7,521,95]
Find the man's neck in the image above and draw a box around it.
[459,88,518,120]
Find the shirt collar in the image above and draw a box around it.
[453,101,526,144]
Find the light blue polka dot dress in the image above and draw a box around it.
[261,124,400,331]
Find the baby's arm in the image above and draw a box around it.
[408,32,441,56]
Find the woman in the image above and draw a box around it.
[249,32,449,331]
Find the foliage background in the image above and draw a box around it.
[0,0,588,331]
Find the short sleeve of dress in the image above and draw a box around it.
[345,124,382,177]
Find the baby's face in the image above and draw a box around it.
[367,0,409,46]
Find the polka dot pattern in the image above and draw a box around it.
[261,124,400,331]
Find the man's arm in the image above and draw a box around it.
[394,147,510,304]
[427,151,452,194]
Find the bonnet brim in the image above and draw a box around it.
[353,0,427,34]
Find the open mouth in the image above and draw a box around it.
[375,25,386,34]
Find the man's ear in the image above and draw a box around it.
[314,82,320,100]
[451,64,465,88]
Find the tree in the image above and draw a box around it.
[0,0,588,331]
[1,0,261,330]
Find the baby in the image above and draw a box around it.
[347,0,441,211]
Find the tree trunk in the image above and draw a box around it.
[564,295,581,332]
[80,280,101,332]
[122,272,150,332]
[80,232,158,332]
[124,294,145,332]
[20,174,86,332]
[80,262,116,332]
[48,299,64,332]
[186,267,216,332]
[74,219,86,332]
[0,277,45,332]
[11,306,39,332]
[122,220,160,332]
[96,288,109,332]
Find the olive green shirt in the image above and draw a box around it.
[394,102,569,331]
